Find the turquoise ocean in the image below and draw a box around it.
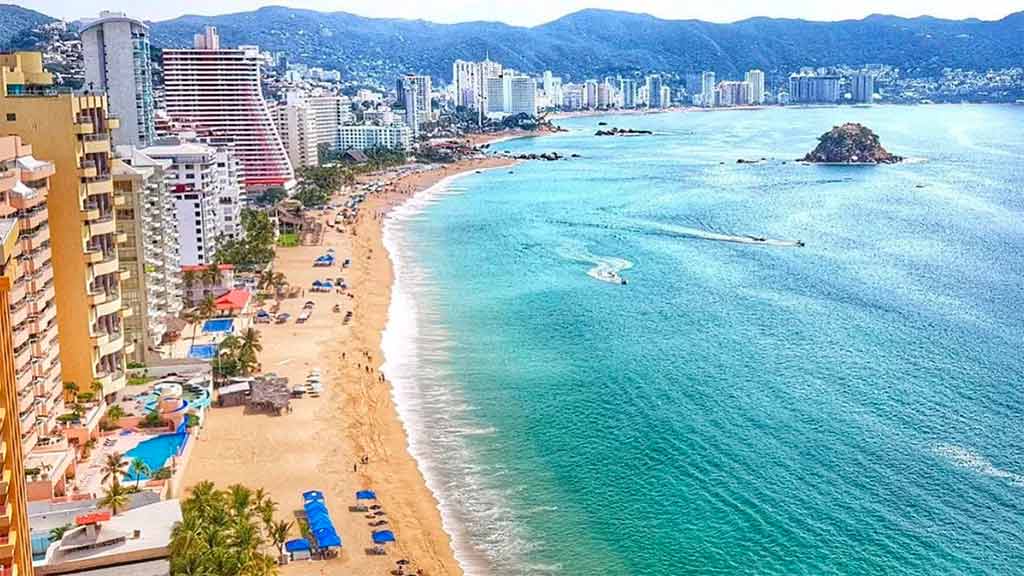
[380,105,1024,575]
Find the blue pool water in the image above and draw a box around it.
[188,344,217,359]
[202,318,234,333]
[381,105,1024,575]
[124,433,188,480]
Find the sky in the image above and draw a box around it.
[19,0,1024,25]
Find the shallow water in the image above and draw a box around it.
[381,105,1024,575]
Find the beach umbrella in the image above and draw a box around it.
[355,490,377,500]
[302,490,324,502]
[372,530,396,544]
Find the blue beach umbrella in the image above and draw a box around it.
[355,490,377,500]
[372,530,396,544]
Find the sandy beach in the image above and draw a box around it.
[181,152,515,576]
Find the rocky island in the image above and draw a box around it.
[595,127,654,137]
[802,123,903,164]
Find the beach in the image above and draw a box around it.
[179,152,514,576]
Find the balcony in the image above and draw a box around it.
[13,350,31,384]
[17,204,47,229]
[97,331,125,357]
[0,469,7,497]
[95,294,122,319]
[119,269,130,280]
[17,386,33,414]
[11,323,28,350]
[121,306,133,319]
[8,301,28,327]
[8,278,26,304]
[0,502,10,531]
[28,267,53,292]
[80,206,100,221]
[124,341,136,355]
[18,224,48,251]
[74,120,96,134]
[107,116,121,130]
[81,176,113,196]
[0,168,16,191]
[19,161,54,182]
[78,159,97,178]
[9,185,44,211]
[30,281,54,303]
[81,133,111,155]
[84,249,105,264]
[91,255,119,278]
[113,193,126,206]
[87,217,116,238]
[0,530,15,561]
[26,245,50,272]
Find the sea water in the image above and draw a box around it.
[381,105,1024,575]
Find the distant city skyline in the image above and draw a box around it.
[19,0,1024,26]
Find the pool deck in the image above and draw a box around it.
[72,431,161,497]
[158,314,252,361]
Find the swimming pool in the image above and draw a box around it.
[124,433,188,481]
[188,344,217,360]
[202,318,234,333]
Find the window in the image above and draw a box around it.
[5,113,15,121]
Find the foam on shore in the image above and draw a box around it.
[381,166,534,576]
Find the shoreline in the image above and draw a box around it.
[181,137,521,576]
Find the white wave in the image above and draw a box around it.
[932,443,1024,487]
[381,167,540,576]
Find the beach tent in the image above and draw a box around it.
[302,491,342,549]
[285,539,311,553]
[372,530,396,544]
[355,490,377,500]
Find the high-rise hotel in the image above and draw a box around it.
[80,11,157,147]
[0,52,130,397]
[163,27,294,192]
[0,134,60,575]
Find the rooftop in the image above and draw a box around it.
[38,499,182,575]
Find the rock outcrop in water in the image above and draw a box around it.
[802,123,903,164]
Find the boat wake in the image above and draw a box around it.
[558,244,633,284]
[549,218,805,249]
[932,443,1024,487]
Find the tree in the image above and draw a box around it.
[214,210,276,271]
[237,328,262,375]
[129,460,151,489]
[63,381,79,402]
[203,265,224,288]
[49,523,72,543]
[199,294,217,323]
[183,269,197,290]
[90,379,104,397]
[268,520,293,565]
[171,481,282,576]
[100,481,130,515]
[106,404,125,425]
[101,453,129,487]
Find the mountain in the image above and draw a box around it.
[144,7,1024,82]
[3,5,1023,84]
[0,4,56,48]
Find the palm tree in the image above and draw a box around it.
[239,328,262,360]
[49,523,72,543]
[105,405,125,425]
[204,264,224,288]
[90,380,105,403]
[63,381,79,403]
[256,269,275,293]
[228,484,254,520]
[270,272,287,302]
[268,520,293,565]
[199,294,217,324]
[100,452,129,487]
[129,460,150,489]
[183,309,200,342]
[183,269,197,290]
[99,481,130,515]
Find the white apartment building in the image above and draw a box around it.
[339,125,412,151]
[745,69,766,104]
[701,71,717,107]
[717,81,754,107]
[140,138,242,265]
[112,146,183,363]
[162,26,294,191]
[307,93,353,149]
[452,58,503,110]
[80,11,157,146]
[273,95,319,169]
